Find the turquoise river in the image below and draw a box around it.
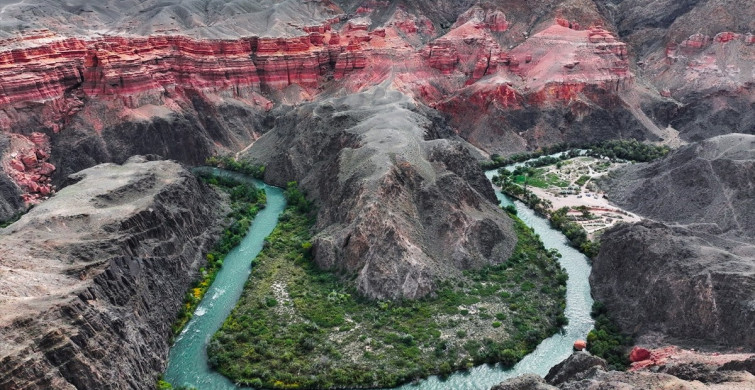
[164,168,594,389]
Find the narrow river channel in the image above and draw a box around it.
[164,169,286,389]
[164,168,593,389]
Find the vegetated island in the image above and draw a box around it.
[207,183,569,389]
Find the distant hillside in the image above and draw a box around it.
[600,133,755,238]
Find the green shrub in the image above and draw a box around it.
[586,301,631,370]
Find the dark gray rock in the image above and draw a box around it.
[593,134,755,348]
[50,101,267,186]
[545,352,607,386]
[0,134,25,222]
[600,134,755,238]
[0,172,23,223]
[494,352,755,390]
[0,158,227,390]
[720,356,755,376]
[591,220,755,349]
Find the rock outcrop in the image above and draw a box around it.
[243,85,516,300]
[1,132,56,205]
[545,351,607,386]
[493,351,755,389]
[0,134,25,221]
[0,157,226,389]
[608,0,755,141]
[600,134,755,238]
[491,374,556,390]
[593,134,755,348]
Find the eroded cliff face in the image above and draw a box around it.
[244,85,516,299]
[605,0,755,141]
[592,220,755,349]
[0,157,226,389]
[0,134,25,221]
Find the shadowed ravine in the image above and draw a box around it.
[164,169,593,389]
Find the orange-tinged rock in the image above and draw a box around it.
[630,347,651,362]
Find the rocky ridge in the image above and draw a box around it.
[1,0,751,205]
[0,157,226,389]
[244,84,516,299]
[0,0,752,195]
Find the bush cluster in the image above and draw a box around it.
[482,140,670,170]
[205,155,266,179]
[587,301,632,370]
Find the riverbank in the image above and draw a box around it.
[488,152,650,258]
[161,169,597,390]
[163,169,287,389]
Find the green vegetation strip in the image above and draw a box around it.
[587,302,632,370]
[494,170,601,258]
[170,172,267,336]
[482,139,671,170]
[205,155,266,179]
[208,196,568,389]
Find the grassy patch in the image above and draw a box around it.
[205,155,266,179]
[513,168,549,188]
[575,175,590,187]
[208,201,568,389]
[170,171,266,336]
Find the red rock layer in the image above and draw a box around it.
[1,132,55,204]
[629,346,754,372]
[452,5,510,33]
[507,24,632,103]
[0,28,368,121]
[424,15,505,83]
[666,31,754,61]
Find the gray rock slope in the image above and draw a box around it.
[244,84,516,300]
[592,220,755,348]
[0,157,225,390]
[593,134,755,349]
[601,133,755,238]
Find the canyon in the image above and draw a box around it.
[0,0,750,208]
[0,0,753,389]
